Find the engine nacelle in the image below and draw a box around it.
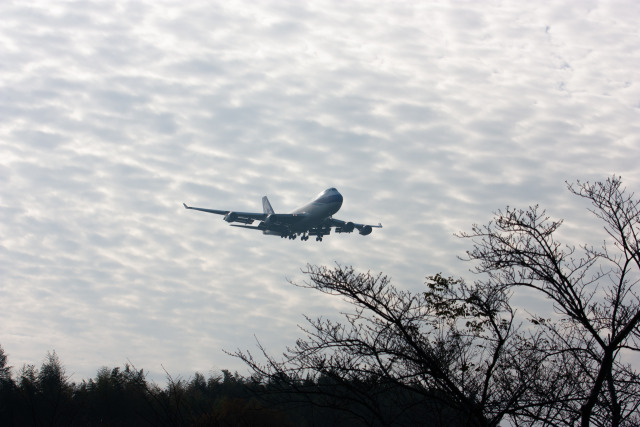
[359,225,372,236]
[342,222,355,233]
[224,212,238,223]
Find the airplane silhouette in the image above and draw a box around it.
[183,188,382,241]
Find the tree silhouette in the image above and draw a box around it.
[460,176,640,426]
[233,266,551,426]
[11,352,76,426]
[0,346,304,426]
[0,345,18,425]
[234,176,640,426]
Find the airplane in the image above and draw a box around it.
[183,187,382,241]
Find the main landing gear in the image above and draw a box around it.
[282,233,322,241]
[301,233,319,241]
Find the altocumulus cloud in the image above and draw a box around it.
[1,0,638,383]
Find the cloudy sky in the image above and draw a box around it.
[1,0,639,384]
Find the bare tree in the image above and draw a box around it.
[459,176,640,426]
[234,176,639,426]
[233,266,552,427]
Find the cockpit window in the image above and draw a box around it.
[314,188,341,202]
[318,188,336,197]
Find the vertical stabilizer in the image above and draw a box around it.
[262,196,275,215]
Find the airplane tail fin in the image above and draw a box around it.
[262,196,275,215]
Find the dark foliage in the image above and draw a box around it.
[0,345,300,426]
[0,343,469,426]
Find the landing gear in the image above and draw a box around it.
[280,230,297,239]
[282,232,322,241]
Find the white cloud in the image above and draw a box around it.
[1,0,638,383]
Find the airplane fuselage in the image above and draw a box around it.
[263,188,343,235]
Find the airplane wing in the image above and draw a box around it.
[329,218,383,236]
[183,203,267,225]
[183,203,309,228]
[229,215,309,234]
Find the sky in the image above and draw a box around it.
[1,0,639,385]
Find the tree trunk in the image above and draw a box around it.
[581,349,613,427]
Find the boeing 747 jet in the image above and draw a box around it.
[183,188,382,241]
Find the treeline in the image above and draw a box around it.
[0,345,459,426]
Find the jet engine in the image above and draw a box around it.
[223,212,238,223]
[336,222,355,233]
[359,225,372,236]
